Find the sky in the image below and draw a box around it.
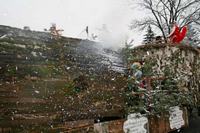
[0,0,147,47]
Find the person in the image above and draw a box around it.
[86,26,89,38]
[91,33,97,40]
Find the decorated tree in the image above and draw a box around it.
[124,53,196,116]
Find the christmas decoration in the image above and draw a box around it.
[125,52,196,115]
[49,23,64,39]
[169,24,187,44]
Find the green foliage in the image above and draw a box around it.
[121,43,133,65]
[125,56,196,115]
[60,79,88,96]
[5,65,17,77]
[143,25,155,44]
[142,60,156,76]
[27,67,51,77]
[63,81,78,96]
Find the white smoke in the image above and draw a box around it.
[89,0,145,49]
[92,1,132,49]
[96,24,127,49]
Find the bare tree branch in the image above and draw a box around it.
[174,0,182,20]
[130,18,159,30]
[163,5,170,33]
[177,0,200,13]
[180,7,200,26]
[131,0,200,43]
[160,0,171,12]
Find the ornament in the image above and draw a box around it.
[134,70,142,79]
[169,24,180,38]
[131,62,141,70]
[175,26,187,43]
[139,81,145,88]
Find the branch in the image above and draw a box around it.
[177,0,200,13]
[175,0,182,14]
[163,5,170,33]
[149,0,167,41]
[160,0,171,12]
[130,18,159,30]
[174,0,182,21]
[151,8,168,23]
[194,20,200,25]
[180,7,200,26]
[186,15,200,26]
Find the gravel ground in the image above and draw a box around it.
[182,108,200,133]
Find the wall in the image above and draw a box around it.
[130,43,200,103]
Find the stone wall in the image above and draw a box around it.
[130,43,200,102]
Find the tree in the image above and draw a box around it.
[125,56,196,115]
[143,25,156,44]
[130,0,200,42]
[184,24,200,46]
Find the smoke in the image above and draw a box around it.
[88,0,133,49]
[92,0,145,49]
[96,24,128,49]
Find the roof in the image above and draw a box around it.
[132,43,200,54]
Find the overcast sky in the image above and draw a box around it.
[0,0,147,47]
